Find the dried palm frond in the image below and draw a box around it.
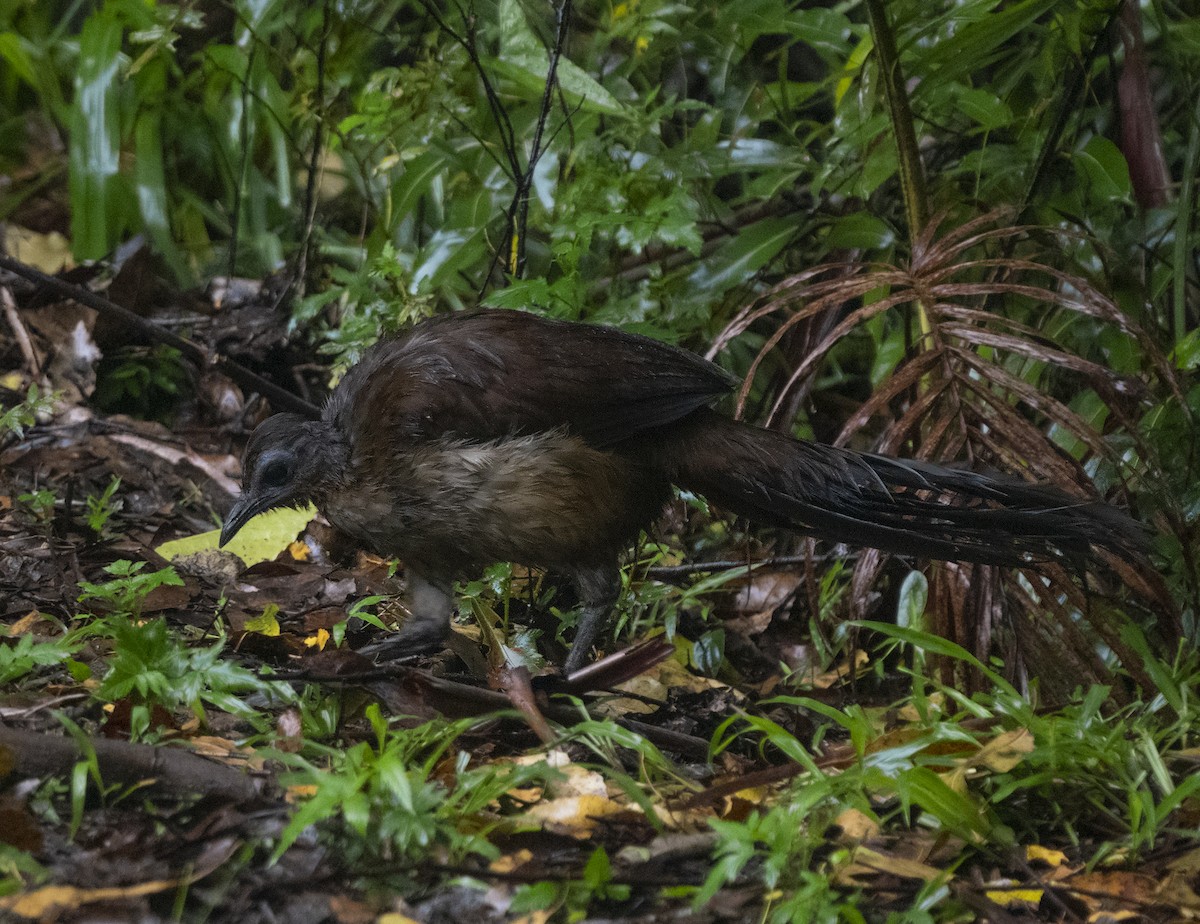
[713,210,1180,700]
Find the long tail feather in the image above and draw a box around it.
[659,410,1143,567]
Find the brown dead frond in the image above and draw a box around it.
[715,209,1179,699]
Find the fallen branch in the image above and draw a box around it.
[0,724,264,802]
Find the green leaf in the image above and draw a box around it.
[583,846,612,889]
[1119,623,1183,714]
[851,620,1016,695]
[896,571,928,630]
[412,226,487,292]
[691,629,725,675]
[69,9,125,259]
[950,84,1013,130]
[1075,135,1133,202]
[390,151,446,227]
[687,217,795,296]
[509,881,560,914]
[826,212,896,250]
[0,32,37,88]
[492,0,624,115]
[892,766,1001,844]
[916,0,1059,83]
[134,103,191,284]
[774,9,856,61]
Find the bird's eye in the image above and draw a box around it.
[260,458,292,487]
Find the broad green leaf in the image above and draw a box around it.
[133,65,192,284]
[390,151,446,227]
[775,9,855,61]
[69,10,124,259]
[411,226,487,292]
[1075,135,1133,202]
[917,0,1059,83]
[0,32,37,87]
[691,629,725,675]
[687,217,795,296]
[492,0,624,115]
[950,85,1013,131]
[826,212,896,250]
[892,766,998,843]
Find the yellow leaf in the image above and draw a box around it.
[986,889,1043,907]
[525,794,630,838]
[510,913,551,924]
[157,504,318,567]
[304,628,330,650]
[1026,844,1069,867]
[4,226,73,274]
[243,606,281,637]
[0,840,233,918]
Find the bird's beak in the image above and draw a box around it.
[219,493,268,548]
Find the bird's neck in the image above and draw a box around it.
[305,418,352,504]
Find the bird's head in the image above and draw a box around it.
[219,413,342,547]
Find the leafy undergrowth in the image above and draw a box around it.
[2,388,1200,923]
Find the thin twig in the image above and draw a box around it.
[281,0,333,310]
[228,43,258,278]
[0,284,42,379]
[645,554,827,581]
[509,0,573,278]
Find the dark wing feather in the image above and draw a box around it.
[325,309,735,447]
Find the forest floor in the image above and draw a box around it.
[1,254,1198,923]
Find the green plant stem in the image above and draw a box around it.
[864,0,929,241]
[864,0,932,347]
[1174,91,1200,345]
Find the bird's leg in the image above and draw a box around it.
[563,562,621,674]
[359,570,454,661]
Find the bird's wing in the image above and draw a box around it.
[326,309,736,448]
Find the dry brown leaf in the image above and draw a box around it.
[0,837,237,919]
[490,849,535,874]
[1066,870,1158,906]
[972,729,1036,773]
[835,845,946,886]
[7,612,41,635]
[834,807,880,841]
